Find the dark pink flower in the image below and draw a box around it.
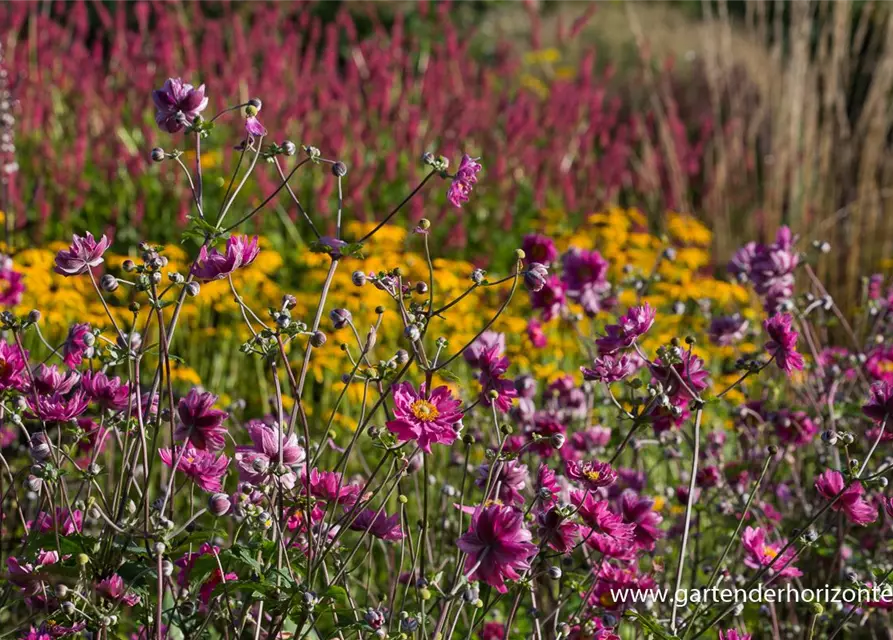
[719,630,752,640]
[30,509,83,535]
[153,77,209,133]
[245,116,266,138]
[591,563,656,612]
[479,346,517,413]
[561,248,613,315]
[386,382,463,454]
[199,568,238,607]
[814,470,876,526]
[529,274,566,321]
[521,234,558,264]
[75,418,111,458]
[866,346,893,383]
[456,504,537,593]
[581,353,638,384]
[192,235,260,281]
[235,419,305,489]
[526,318,547,348]
[708,315,749,346]
[31,364,80,396]
[650,350,710,401]
[159,446,230,493]
[349,509,404,541]
[304,468,361,506]
[479,622,505,640]
[536,506,580,553]
[446,154,482,208]
[175,542,219,587]
[0,257,24,307]
[864,381,893,423]
[535,465,561,507]
[82,370,131,411]
[476,459,529,507]
[53,232,109,276]
[596,304,655,354]
[0,339,28,391]
[566,459,617,491]
[741,526,802,580]
[620,493,664,551]
[463,331,505,368]
[62,323,92,368]
[175,388,228,451]
[96,574,140,606]
[772,409,817,446]
[28,390,89,422]
[572,491,635,559]
[764,313,804,374]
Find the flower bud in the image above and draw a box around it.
[185,281,201,297]
[27,310,41,324]
[351,271,367,287]
[331,161,348,177]
[395,349,409,365]
[248,97,263,110]
[550,433,566,450]
[150,147,165,163]
[162,559,174,576]
[209,493,232,517]
[548,566,562,580]
[524,263,549,292]
[404,325,421,342]
[330,308,352,330]
[100,274,119,292]
[281,141,297,156]
[310,331,327,348]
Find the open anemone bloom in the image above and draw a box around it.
[718,630,752,640]
[866,346,893,383]
[348,509,404,541]
[476,459,529,507]
[199,568,239,609]
[581,353,638,384]
[153,77,209,133]
[446,154,482,207]
[304,468,362,506]
[53,232,110,276]
[521,233,558,264]
[741,526,802,580]
[31,364,80,396]
[595,303,655,354]
[814,470,877,526]
[192,235,260,281]
[21,622,86,639]
[591,561,656,612]
[772,409,818,445]
[28,390,89,422]
[235,420,305,489]
[536,506,580,553]
[566,459,617,491]
[620,493,664,551]
[0,339,28,391]
[463,331,505,368]
[526,318,547,348]
[764,313,804,374]
[456,504,537,593]
[650,351,710,402]
[30,509,83,535]
[708,314,750,346]
[529,274,567,321]
[0,259,24,306]
[96,574,141,606]
[561,247,613,315]
[81,370,131,411]
[174,389,229,451]
[572,491,635,559]
[6,551,60,596]
[386,382,463,454]
[62,323,92,368]
[159,446,230,493]
[478,346,518,413]
[864,381,893,423]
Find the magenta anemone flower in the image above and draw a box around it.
[30,509,83,535]
[526,318,547,348]
[0,258,24,307]
[581,353,638,384]
[153,77,209,133]
[718,630,752,640]
[572,491,635,559]
[741,526,802,580]
[28,390,89,422]
[446,154,482,208]
[96,574,141,606]
[62,323,92,368]
[199,568,238,608]
[456,504,537,593]
[175,389,229,451]
[864,381,893,423]
[349,509,404,541]
[708,315,749,346]
[245,113,266,138]
[596,304,655,354]
[235,419,305,489]
[159,446,230,493]
[771,409,817,446]
[619,493,664,551]
[650,351,710,401]
[529,274,566,321]
[53,232,109,276]
[463,331,505,368]
[478,346,517,413]
[763,313,804,374]
[867,346,893,383]
[32,364,80,396]
[81,370,131,411]
[536,506,580,553]
[814,469,876,526]
[521,233,558,264]
[304,468,362,506]
[566,459,617,491]
[476,459,529,507]
[0,339,28,391]
[386,382,463,454]
[561,248,612,316]
[192,235,260,281]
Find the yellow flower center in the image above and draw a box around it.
[585,470,601,483]
[0,357,9,377]
[764,545,778,559]
[879,361,893,374]
[411,399,440,422]
[599,592,615,607]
